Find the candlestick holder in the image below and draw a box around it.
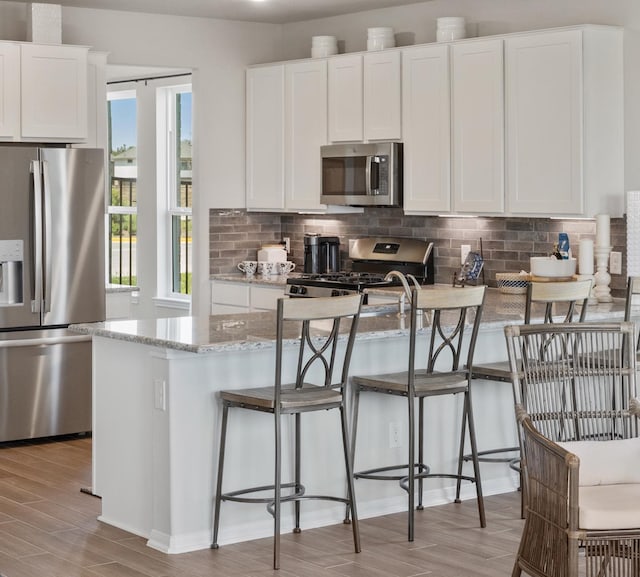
[594,245,613,303]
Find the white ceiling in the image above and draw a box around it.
[12,0,427,24]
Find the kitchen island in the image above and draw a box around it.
[71,288,627,554]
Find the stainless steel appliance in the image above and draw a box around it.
[320,142,403,206]
[303,233,340,274]
[0,146,105,442]
[287,237,433,301]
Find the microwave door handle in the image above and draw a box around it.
[367,156,380,195]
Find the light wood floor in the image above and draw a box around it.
[0,435,524,577]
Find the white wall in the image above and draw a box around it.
[281,0,640,194]
[0,1,283,317]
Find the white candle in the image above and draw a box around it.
[596,214,611,247]
[579,238,594,275]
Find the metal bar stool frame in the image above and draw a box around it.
[348,285,487,542]
[211,294,363,570]
[463,280,592,462]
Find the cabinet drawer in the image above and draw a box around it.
[211,282,250,307]
[251,286,284,310]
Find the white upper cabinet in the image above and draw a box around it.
[246,64,285,210]
[402,44,451,213]
[0,42,20,139]
[20,43,88,140]
[452,38,504,213]
[285,59,328,211]
[328,54,363,142]
[364,50,401,141]
[505,27,623,216]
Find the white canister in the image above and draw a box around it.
[311,35,338,58]
[367,27,395,51]
[258,244,287,263]
[436,17,466,42]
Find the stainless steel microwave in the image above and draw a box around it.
[320,142,403,207]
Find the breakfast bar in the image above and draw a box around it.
[71,289,627,554]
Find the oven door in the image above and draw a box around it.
[320,142,402,206]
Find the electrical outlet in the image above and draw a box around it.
[461,244,471,265]
[610,251,622,275]
[154,379,166,411]
[283,237,290,253]
[388,422,401,448]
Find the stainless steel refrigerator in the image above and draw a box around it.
[0,146,105,442]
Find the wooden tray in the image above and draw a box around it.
[530,275,577,283]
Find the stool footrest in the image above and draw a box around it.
[463,446,520,464]
[220,482,305,504]
[399,472,477,493]
[355,463,430,482]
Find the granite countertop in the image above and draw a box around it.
[211,273,299,286]
[70,288,628,355]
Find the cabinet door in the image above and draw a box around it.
[402,44,450,212]
[246,65,285,210]
[505,30,583,214]
[452,39,504,213]
[364,51,401,141]
[285,60,327,211]
[20,43,88,140]
[328,54,363,142]
[0,42,19,139]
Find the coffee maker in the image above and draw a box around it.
[303,234,340,274]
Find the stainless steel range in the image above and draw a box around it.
[286,237,434,301]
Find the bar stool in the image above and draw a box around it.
[464,279,592,465]
[460,279,592,517]
[349,285,486,542]
[211,294,363,570]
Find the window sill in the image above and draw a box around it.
[153,296,191,312]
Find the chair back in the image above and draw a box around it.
[505,322,638,443]
[275,294,363,394]
[411,285,486,375]
[524,279,592,324]
[624,276,640,353]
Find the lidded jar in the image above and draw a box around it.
[436,17,466,42]
[258,243,287,262]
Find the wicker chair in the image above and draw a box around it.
[506,322,640,577]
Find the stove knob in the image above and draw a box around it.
[331,289,341,297]
[299,286,307,295]
[341,290,351,296]
[289,286,299,294]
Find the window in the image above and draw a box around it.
[162,86,192,296]
[107,90,137,287]
[106,73,192,313]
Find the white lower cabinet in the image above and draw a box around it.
[211,281,284,314]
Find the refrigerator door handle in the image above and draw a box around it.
[42,160,53,315]
[0,334,91,349]
[31,160,43,314]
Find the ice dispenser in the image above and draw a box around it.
[0,240,23,305]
